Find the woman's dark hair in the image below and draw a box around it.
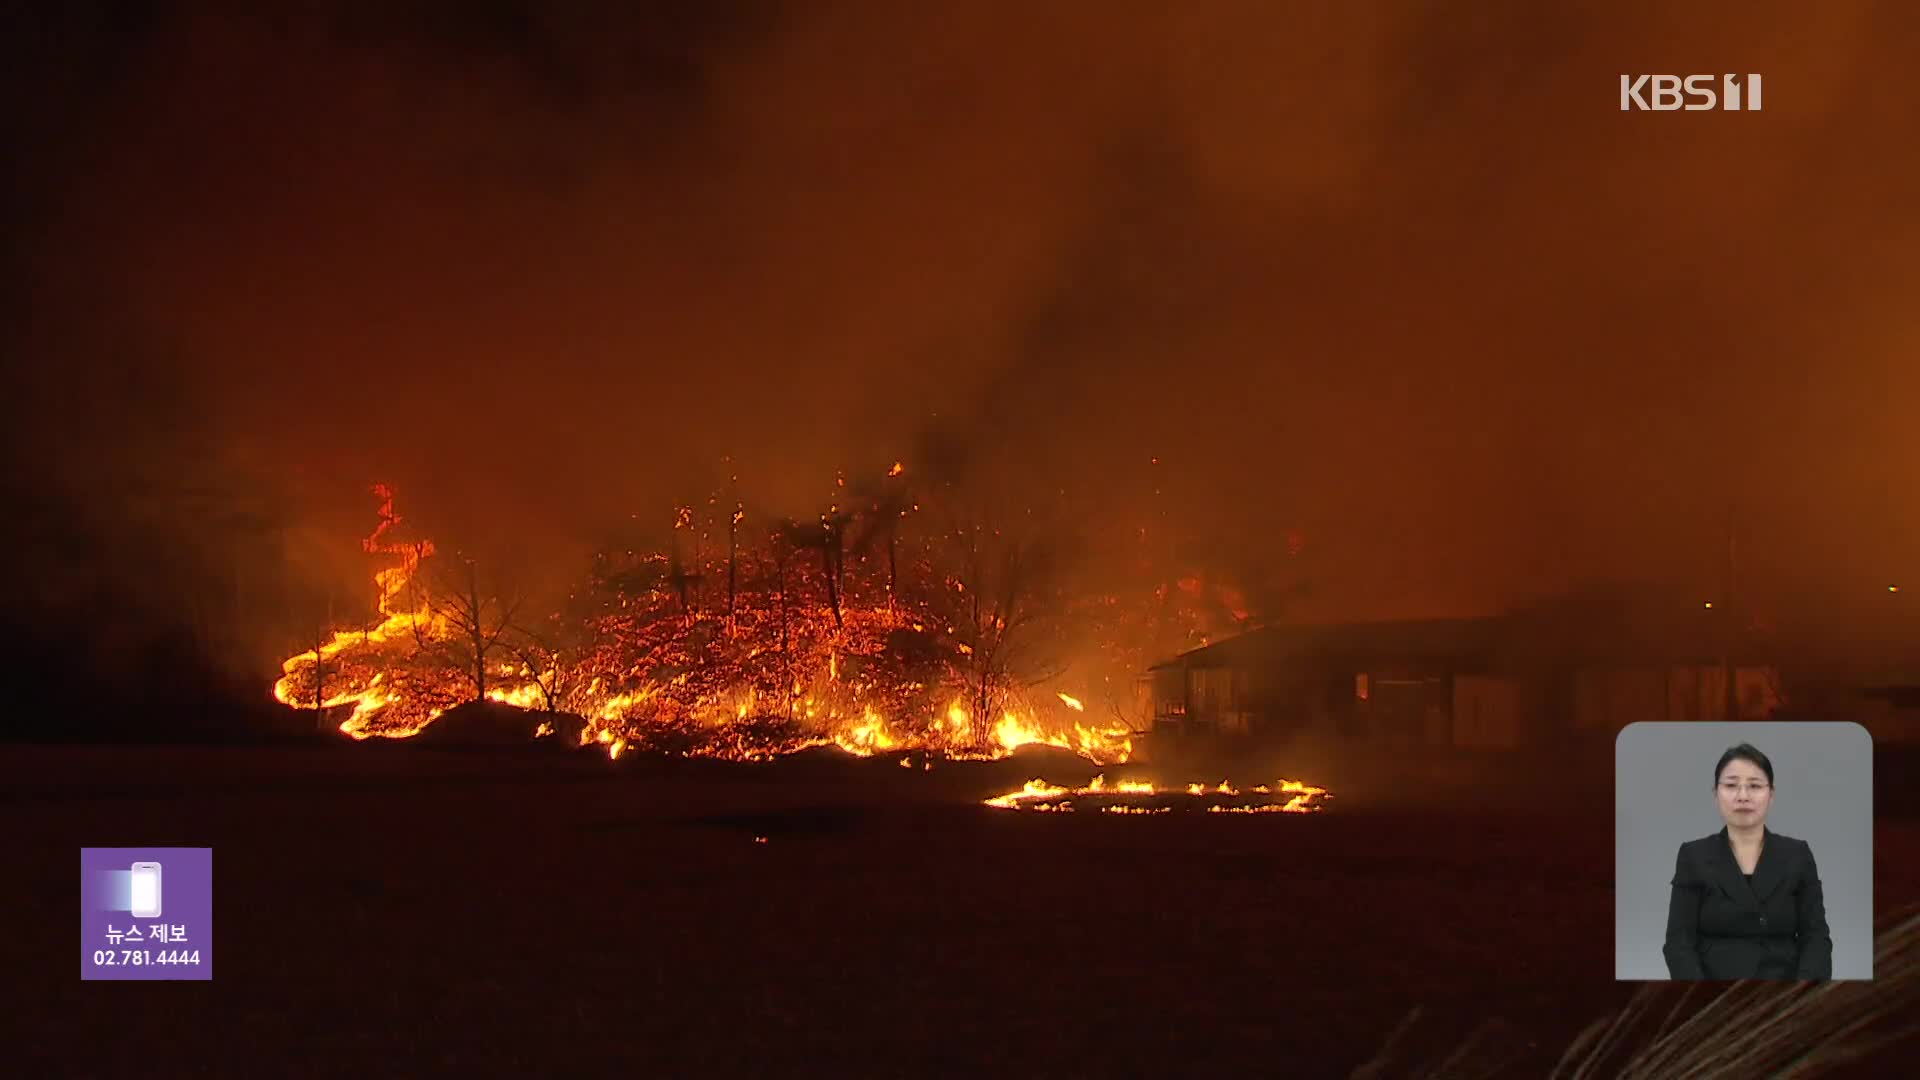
[1715,743,1775,788]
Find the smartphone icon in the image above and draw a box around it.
[130,862,162,919]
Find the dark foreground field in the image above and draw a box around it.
[4,742,1917,1077]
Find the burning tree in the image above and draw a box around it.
[925,494,1076,749]
[273,461,1269,762]
[572,502,946,756]
[412,551,527,707]
[495,604,598,718]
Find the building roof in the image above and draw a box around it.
[1152,616,1507,671]
[1151,588,1769,672]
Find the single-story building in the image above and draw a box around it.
[1139,588,1786,755]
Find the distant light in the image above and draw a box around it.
[1892,585,1902,593]
[1703,602,1714,609]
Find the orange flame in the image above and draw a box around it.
[271,475,1241,770]
[984,775,1329,814]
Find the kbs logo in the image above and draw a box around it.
[1620,74,1763,111]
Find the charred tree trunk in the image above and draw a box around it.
[819,539,843,629]
[727,508,739,620]
[831,523,844,602]
[533,652,557,713]
[887,526,898,611]
[775,542,792,721]
[973,658,994,750]
[695,509,706,613]
[311,587,335,721]
[311,631,325,722]
[467,560,486,703]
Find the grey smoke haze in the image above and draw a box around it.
[6,1,1918,648]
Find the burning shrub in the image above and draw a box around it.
[275,470,1267,764]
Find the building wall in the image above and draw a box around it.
[1146,652,1792,753]
[1453,675,1522,748]
[1666,665,1719,721]
[1365,675,1448,746]
[1571,664,1783,731]
[1574,667,1668,731]
[1736,667,1785,718]
[1149,668,1186,723]
[1185,667,1252,734]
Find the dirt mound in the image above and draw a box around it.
[413,701,586,747]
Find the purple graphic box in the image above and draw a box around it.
[80,847,213,981]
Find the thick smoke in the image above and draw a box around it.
[4,3,1917,730]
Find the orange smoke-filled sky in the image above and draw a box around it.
[6,1,1918,623]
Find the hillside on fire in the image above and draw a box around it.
[260,467,1308,762]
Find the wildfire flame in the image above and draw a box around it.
[274,485,1135,765]
[983,775,1330,814]
[272,497,448,740]
[984,779,1073,808]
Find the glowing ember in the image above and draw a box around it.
[275,493,1129,762]
[833,709,901,756]
[983,775,1330,814]
[984,779,1073,808]
[273,468,1248,767]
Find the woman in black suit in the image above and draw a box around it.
[1663,743,1832,980]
